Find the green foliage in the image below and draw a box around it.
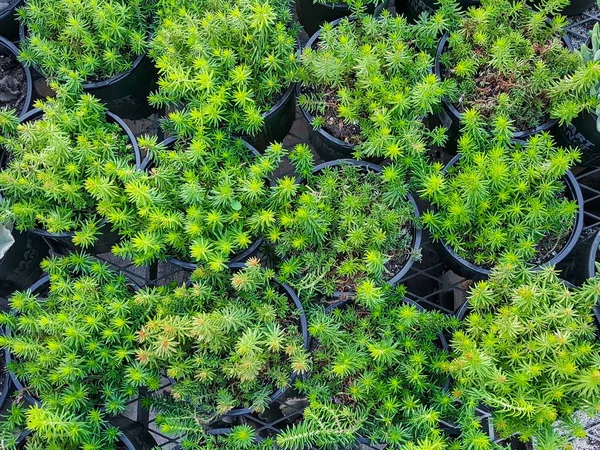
[270,145,419,306]
[135,259,310,420]
[440,0,581,131]
[449,263,600,443]
[0,253,160,450]
[0,82,138,246]
[550,22,600,127]
[419,111,580,268]
[103,133,285,267]
[298,12,454,163]
[18,0,154,82]
[148,0,298,136]
[276,297,464,449]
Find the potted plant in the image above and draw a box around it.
[399,0,478,21]
[0,35,32,119]
[0,253,161,449]
[17,0,157,119]
[135,259,310,421]
[102,132,285,269]
[0,82,142,255]
[275,295,475,449]
[298,12,453,162]
[435,0,581,145]
[449,263,600,447]
[552,22,600,153]
[148,0,298,151]
[296,0,389,37]
[419,113,583,279]
[269,144,422,307]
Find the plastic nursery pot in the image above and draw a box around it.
[434,31,574,150]
[307,159,422,299]
[171,262,309,418]
[436,154,584,281]
[296,0,389,37]
[10,108,142,256]
[398,0,479,21]
[243,81,297,153]
[157,137,265,271]
[5,272,142,407]
[19,25,158,120]
[0,35,33,118]
[13,417,157,449]
[0,0,24,42]
[556,230,600,286]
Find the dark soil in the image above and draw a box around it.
[115,442,128,450]
[301,85,362,145]
[532,230,571,265]
[0,51,27,113]
[0,1,14,13]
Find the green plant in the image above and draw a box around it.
[0,81,139,248]
[298,12,454,163]
[148,0,298,136]
[135,259,310,421]
[549,22,600,127]
[276,297,492,450]
[100,133,285,267]
[18,0,154,82]
[0,253,161,449]
[419,111,580,268]
[269,145,419,307]
[439,0,582,131]
[448,263,600,446]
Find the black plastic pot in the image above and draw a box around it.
[0,229,48,301]
[556,230,600,286]
[14,417,156,449]
[171,262,309,418]
[296,0,389,37]
[399,0,478,20]
[10,108,142,256]
[0,0,23,42]
[19,25,158,120]
[302,159,422,298]
[0,35,32,118]
[244,82,297,153]
[434,31,573,149]
[0,328,13,413]
[436,154,584,281]
[160,137,265,271]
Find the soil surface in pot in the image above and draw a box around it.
[301,85,362,145]
[0,52,27,113]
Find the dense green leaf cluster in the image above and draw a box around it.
[135,259,310,420]
[148,0,298,136]
[100,133,285,267]
[276,297,479,450]
[18,0,154,82]
[270,145,418,306]
[419,111,580,268]
[449,263,600,446]
[0,82,138,246]
[298,12,454,162]
[439,0,581,131]
[0,254,160,449]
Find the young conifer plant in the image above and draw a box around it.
[18,0,154,82]
[448,263,600,447]
[149,0,298,136]
[101,131,285,268]
[0,80,139,248]
[135,258,310,422]
[269,144,420,307]
[439,0,582,132]
[419,111,580,268]
[298,11,455,163]
[0,254,161,449]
